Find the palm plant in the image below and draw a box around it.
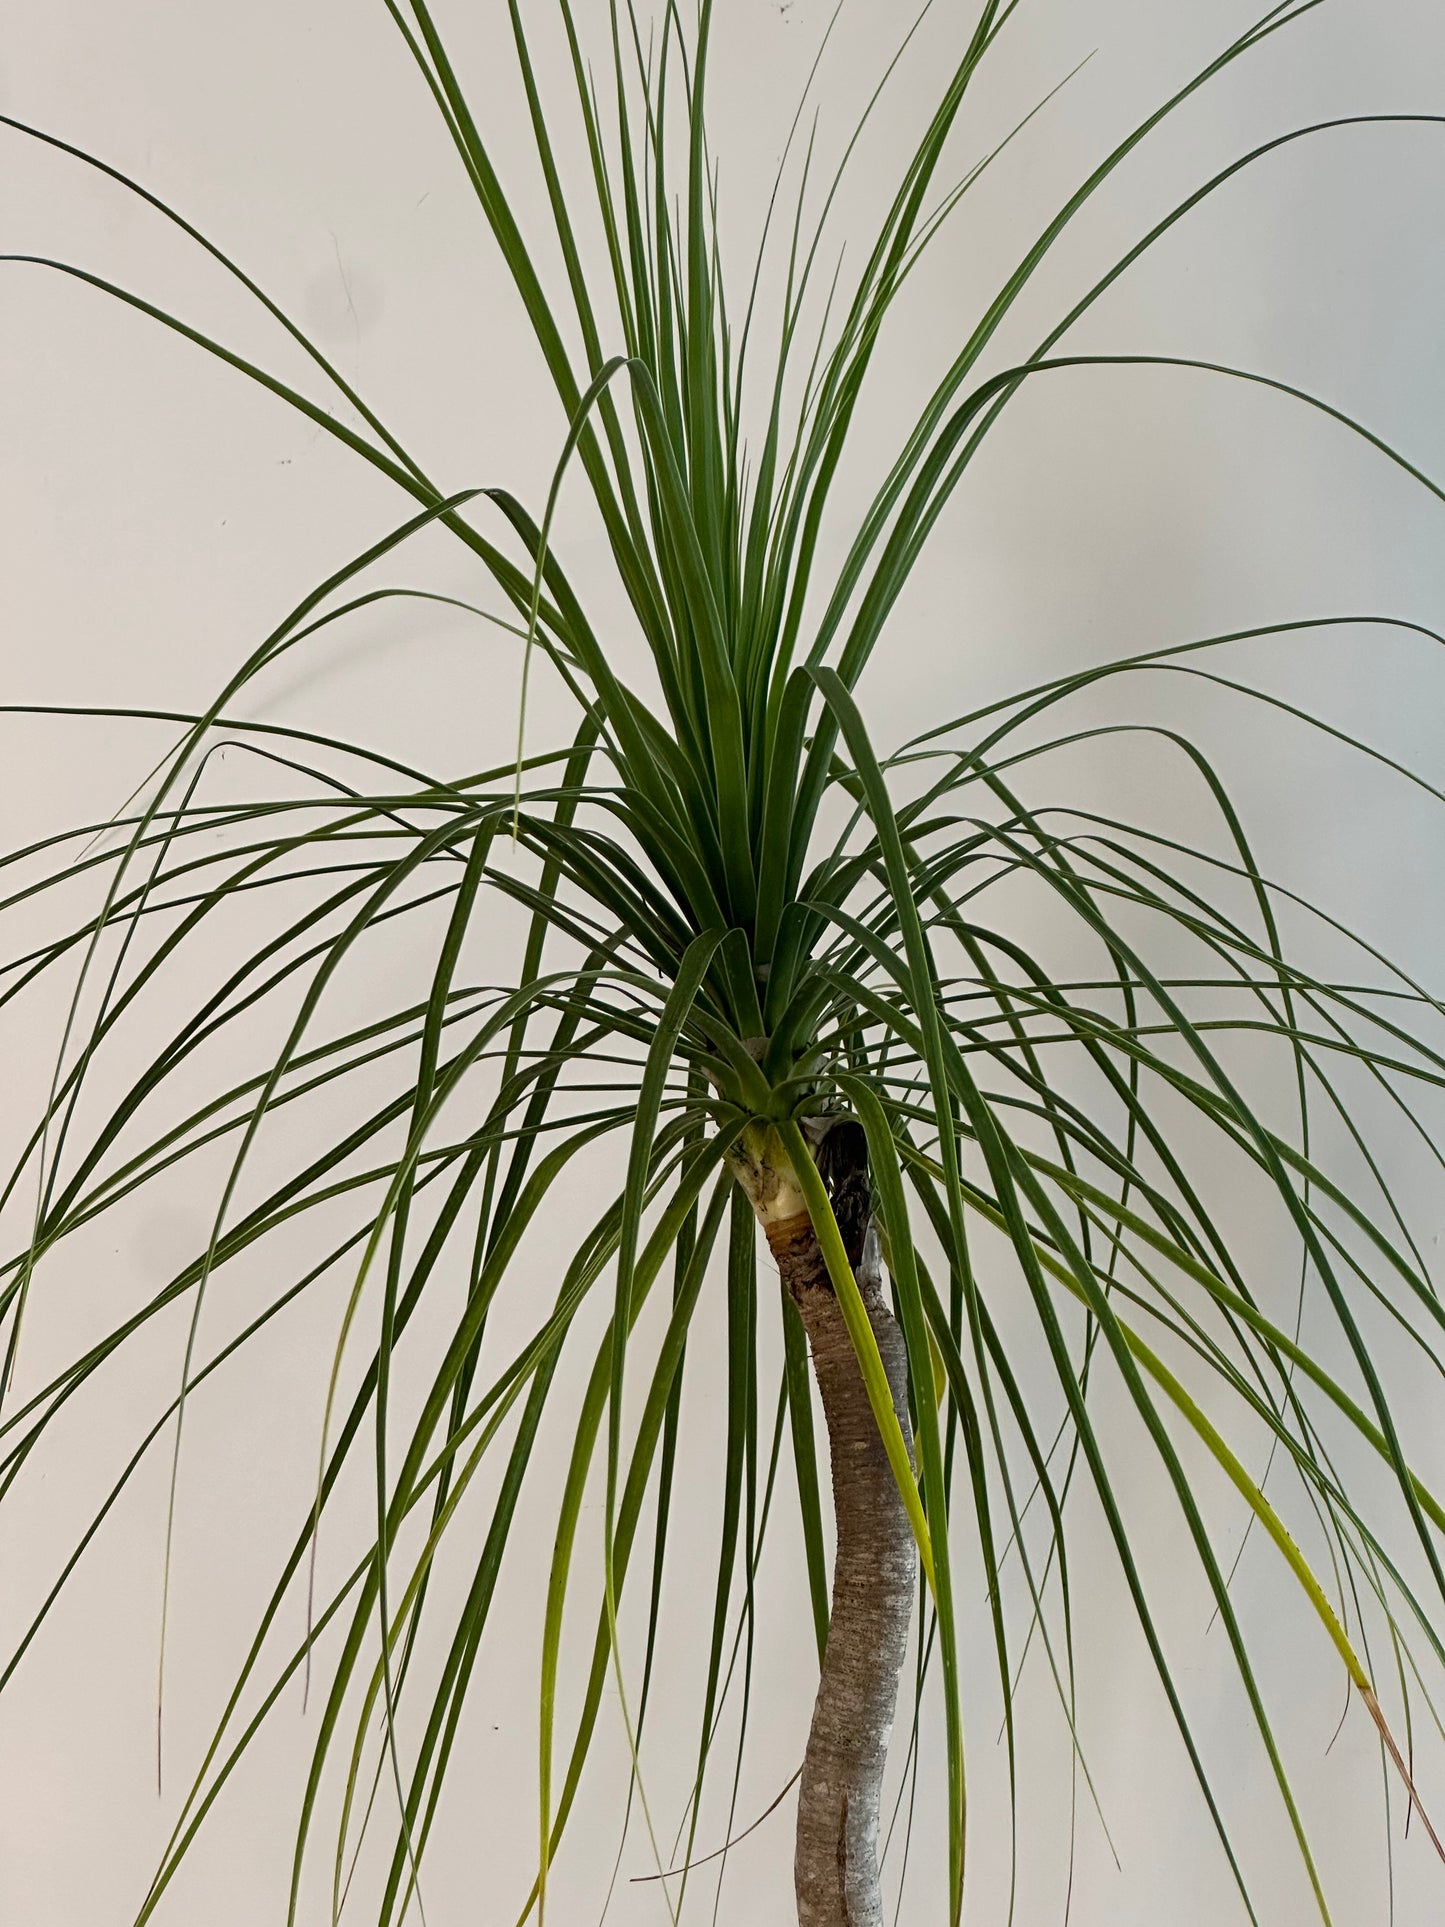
[5,1,1445,1920]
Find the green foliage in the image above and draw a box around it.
[4,2,1445,1920]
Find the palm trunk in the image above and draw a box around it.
[732,1121,916,1927]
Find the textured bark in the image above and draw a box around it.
[765,1204,916,1927]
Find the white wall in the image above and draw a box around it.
[3,3,1445,1922]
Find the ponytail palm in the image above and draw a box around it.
[6,1,1445,1921]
